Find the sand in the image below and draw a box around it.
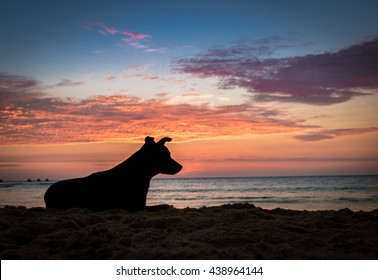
[0,203,377,260]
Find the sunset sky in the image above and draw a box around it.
[1,0,377,180]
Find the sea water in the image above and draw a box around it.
[0,176,377,211]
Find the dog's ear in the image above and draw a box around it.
[145,136,155,145]
[157,137,172,146]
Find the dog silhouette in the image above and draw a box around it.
[44,136,182,211]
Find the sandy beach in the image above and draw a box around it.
[0,203,377,260]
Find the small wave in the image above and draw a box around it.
[0,183,17,188]
[338,197,361,202]
[214,196,275,200]
[338,197,378,203]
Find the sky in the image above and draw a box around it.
[0,0,377,180]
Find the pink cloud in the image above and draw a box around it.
[82,20,118,36]
[84,20,151,39]
[121,30,151,39]
[84,20,167,53]
[102,26,117,35]
[175,38,378,105]
[94,21,118,35]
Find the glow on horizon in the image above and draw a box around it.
[1,133,377,180]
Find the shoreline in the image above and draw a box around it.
[1,203,377,260]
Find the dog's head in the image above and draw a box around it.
[140,136,182,175]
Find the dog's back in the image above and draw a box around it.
[44,136,182,210]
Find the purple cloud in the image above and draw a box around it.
[222,156,378,162]
[0,73,45,103]
[294,134,335,142]
[175,38,378,105]
[295,127,378,141]
[53,79,85,87]
[0,73,39,92]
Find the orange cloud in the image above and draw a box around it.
[2,72,376,146]
[1,87,307,144]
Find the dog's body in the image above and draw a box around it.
[44,137,182,211]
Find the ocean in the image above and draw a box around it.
[0,176,377,211]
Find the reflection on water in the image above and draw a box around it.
[148,176,378,210]
[0,181,53,208]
